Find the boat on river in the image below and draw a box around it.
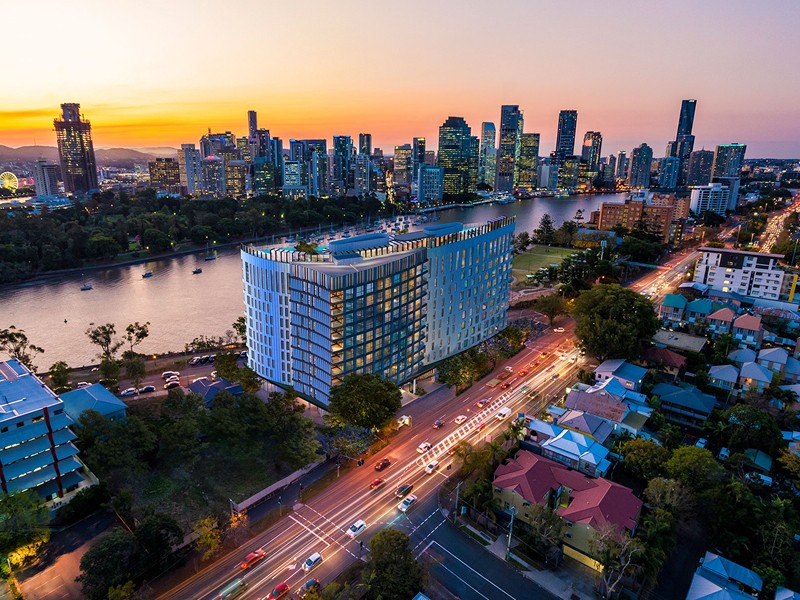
[80,282,93,291]
[192,268,203,274]
[142,271,153,278]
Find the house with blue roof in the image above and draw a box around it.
[659,294,688,324]
[0,359,95,504]
[594,359,647,391]
[652,382,716,429]
[686,551,762,600]
[61,384,128,424]
[188,377,244,407]
[685,298,726,324]
[521,417,612,477]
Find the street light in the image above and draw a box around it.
[505,505,517,561]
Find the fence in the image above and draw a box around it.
[231,458,325,513]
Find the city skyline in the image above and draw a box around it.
[2,1,799,157]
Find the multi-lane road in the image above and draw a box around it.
[159,327,585,600]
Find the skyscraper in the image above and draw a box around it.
[555,110,578,160]
[411,137,426,188]
[332,136,353,192]
[581,131,603,172]
[248,110,258,140]
[479,122,496,187]
[667,99,697,186]
[33,158,60,197]
[616,151,629,179]
[658,157,680,190]
[711,144,747,178]
[438,116,473,195]
[495,106,523,193]
[628,144,653,188]
[393,144,413,186]
[514,133,540,189]
[354,153,371,195]
[358,133,372,156]
[200,131,237,158]
[53,103,98,194]
[201,156,225,196]
[676,99,697,139]
[178,144,202,194]
[687,149,714,186]
[148,158,182,194]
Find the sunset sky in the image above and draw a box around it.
[3,0,800,157]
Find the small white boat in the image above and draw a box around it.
[80,282,93,291]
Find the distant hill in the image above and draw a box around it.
[131,146,179,158]
[0,145,159,166]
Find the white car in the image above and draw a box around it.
[553,327,565,333]
[424,461,440,475]
[161,371,180,380]
[192,376,209,384]
[346,519,366,539]
[76,381,91,389]
[416,442,432,453]
[120,387,137,397]
[454,415,468,425]
[397,495,417,512]
[504,366,514,372]
[302,552,323,572]
[166,375,180,384]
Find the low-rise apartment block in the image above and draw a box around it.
[693,247,794,302]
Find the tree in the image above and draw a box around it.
[0,490,49,555]
[724,404,782,454]
[100,358,121,384]
[621,438,670,480]
[49,360,71,390]
[236,366,263,393]
[778,448,800,485]
[0,326,44,370]
[437,353,474,389]
[532,294,568,326]
[515,231,531,252]
[589,523,645,598]
[123,356,146,390]
[523,504,565,563]
[233,316,247,344]
[213,352,239,381]
[227,512,250,546]
[123,321,150,356]
[665,446,723,493]
[643,478,693,518]
[107,581,137,600]
[572,284,660,361]
[535,214,555,245]
[321,425,375,459]
[134,514,182,573]
[363,529,426,600]
[326,374,402,430]
[194,516,222,561]
[77,529,140,600]
[85,323,123,361]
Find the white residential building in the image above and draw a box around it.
[693,247,787,301]
[689,184,730,217]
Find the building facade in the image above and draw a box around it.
[178,144,202,195]
[148,158,182,194]
[712,143,747,178]
[495,106,523,193]
[479,122,496,187]
[417,164,444,202]
[693,247,787,301]
[514,133,540,190]
[687,149,714,186]
[241,217,515,404]
[393,144,413,186]
[690,184,730,217]
[438,116,474,195]
[627,143,653,188]
[33,158,60,197]
[53,103,98,194]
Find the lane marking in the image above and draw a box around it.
[427,541,517,600]
[288,515,330,547]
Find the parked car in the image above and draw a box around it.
[240,350,247,359]
[138,385,156,394]
[417,442,432,453]
[424,461,440,475]
[396,415,411,428]
[719,447,730,461]
[188,357,201,366]
[397,495,417,512]
[192,376,209,384]
[239,549,266,570]
[161,371,180,380]
[374,458,391,471]
[302,552,323,572]
[120,388,137,397]
[76,381,91,389]
[164,381,181,390]
[346,519,367,539]
[454,415,468,425]
[695,438,708,449]
[395,484,414,498]
[268,582,290,598]
[369,478,385,490]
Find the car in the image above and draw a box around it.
[76,381,91,389]
[398,494,417,512]
[138,385,156,394]
[559,354,568,361]
[161,371,179,380]
[695,438,708,449]
[569,356,577,363]
[417,442,432,453]
[302,552,323,572]
[369,478,385,490]
[120,387,137,397]
[208,355,216,363]
[552,373,560,380]
[448,446,457,455]
[240,350,247,359]
[188,357,201,366]
[239,549,266,569]
[210,370,218,379]
[474,422,486,433]
[268,582,290,598]
[199,355,210,364]
[504,366,514,372]
[166,375,180,384]
[395,483,414,498]
[396,415,411,428]
[475,399,489,408]
[540,352,549,358]
[433,419,443,429]
[424,461,440,475]
[346,519,367,539]
[545,364,555,372]
[553,327,565,333]
[297,579,320,598]
[374,458,391,471]
[164,381,181,390]
[517,370,527,376]
[719,447,730,461]
[500,383,511,389]
[454,415,468,425]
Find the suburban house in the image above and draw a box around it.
[686,298,725,324]
[775,588,800,600]
[522,417,612,477]
[660,294,687,324]
[61,384,128,424]
[729,348,757,368]
[757,347,789,373]
[639,346,687,381]
[563,378,651,438]
[685,551,762,600]
[732,314,764,349]
[707,307,736,335]
[738,361,774,393]
[187,377,244,407]
[553,409,614,444]
[593,359,648,391]
[653,330,708,353]
[652,382,716,429]
[708,364,739,392]
[493,450,642,571]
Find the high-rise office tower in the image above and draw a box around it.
[178,144,202,194]
[53,103,98,194]
[616,151,629,179]
[271,138,284,186]
[687,149,714,186]
[479,122,497,187]
[514,133,540,189]
[225,160,248,197]
[201,156,226,196]
[495,106,523,192]
[425,151,436,166]
[417,165,444,202]
[557,156,580,189]
[33,158,60,197]
[332,136,352,191]
[581,131,603,172]
[555,110,578,160]
[411,137,426,187]
[666,99,697,186]
[676,99,697,139]
[712,144,747,178]
[200,131,237,158]
[255,129,271,160]
[354,153,371,195]
[248,110,258,140]
[252,158,276,195]
[627,144,654,188]
[658,157,680,190]
[393,144,413,186]
[468,136,480,192]
[148,158,182,194]
[358,133,372,156]
[438,116,474,195]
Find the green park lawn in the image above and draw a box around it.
[511,246,576,281]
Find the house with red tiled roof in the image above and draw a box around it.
[493,450,643,571]
[732,314,764,349]
[639,346,688,381]
[707,307,736,335]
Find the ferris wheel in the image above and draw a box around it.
[0,171,18,192]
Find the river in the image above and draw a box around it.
[0,193,624,368]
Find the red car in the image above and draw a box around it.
[240,548,266,569]
[369,478,385,490]
[374,458,391,471]
[517,370,527,376]
[474,422,487,433]
[500,383,511,389]
[269,582,290,598]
